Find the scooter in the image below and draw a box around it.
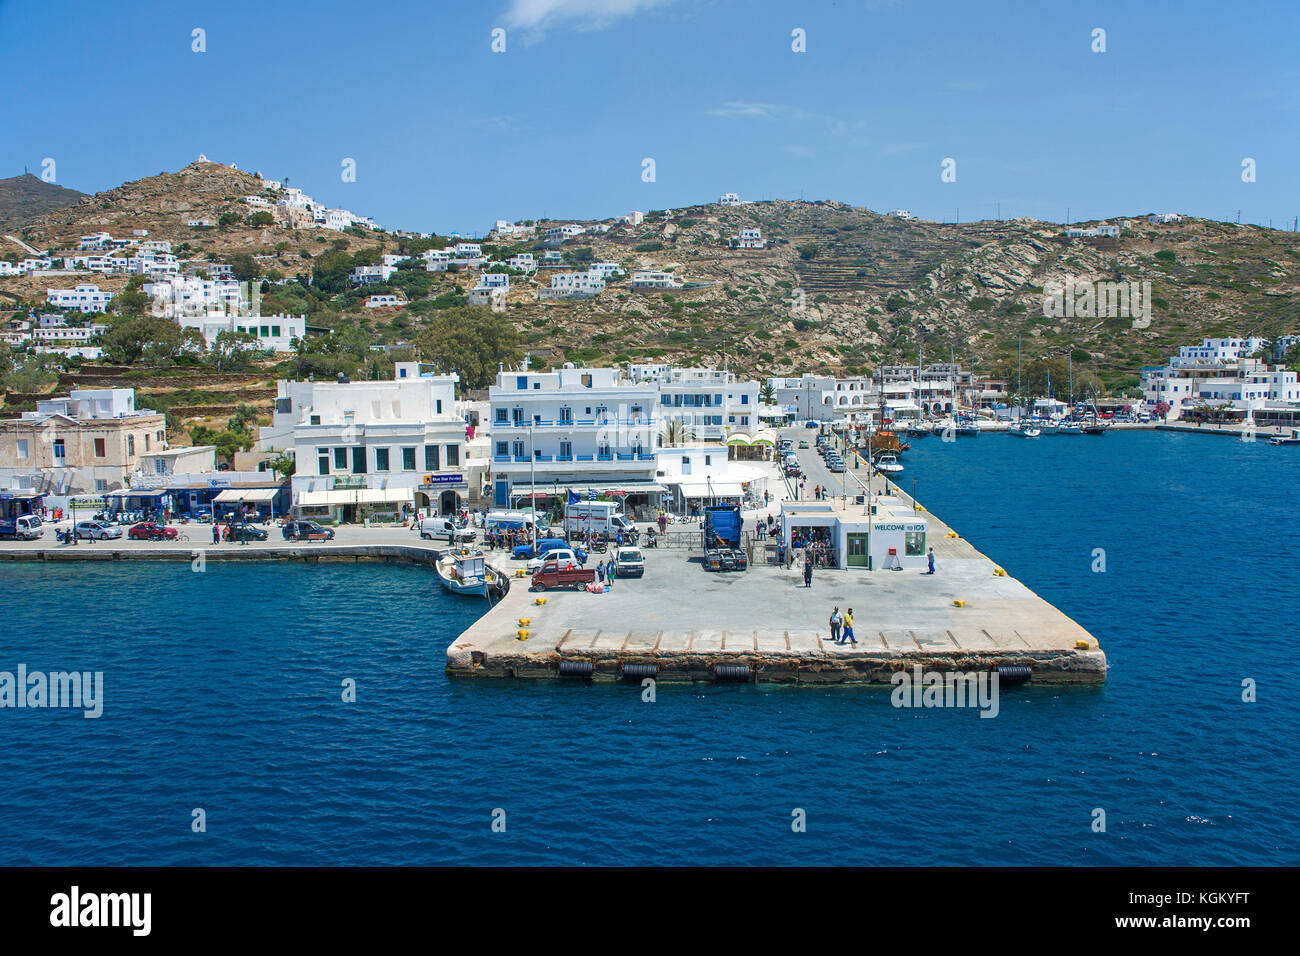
[643,529,658,549]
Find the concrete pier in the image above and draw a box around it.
[446,505,1107,685]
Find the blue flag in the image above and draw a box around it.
[567,490,580,505]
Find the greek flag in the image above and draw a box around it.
[587,488,596,501]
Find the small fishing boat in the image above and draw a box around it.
[1081,415,1108,435]
[955,414,980,437]
[1268,429,1300,446]
[1007,420,1042,438]
[873,453,904,475]
[436,549,509,598]
[1056,419,1083,435]
[906,420,932,437]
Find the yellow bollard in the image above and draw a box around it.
[518,617,531,626]
[535,597,547,605]
[517,629,530,640]
[952,599,966,608]
[993,567,1006,577]
[1075,639,1091,649]
[945,531,958,539]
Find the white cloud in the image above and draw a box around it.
[502,0,677,33]
[708,101,856,135]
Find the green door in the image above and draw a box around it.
[847,533,868,568]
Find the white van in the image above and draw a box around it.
[484,510,550,536]
[564,501,633,537]
[417,516,476,542]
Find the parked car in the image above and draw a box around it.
[128,522,178,541]
[0,514,43,540]
[223,522,268,542]
[612,546,645,578]
[526,546,588,571]
[76,520,122,540]
[282,520,335,541]
[798,440,810,449]
[513,537,580,561]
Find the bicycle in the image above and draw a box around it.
[175,533,190,542]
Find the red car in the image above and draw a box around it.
[128,522,178,541]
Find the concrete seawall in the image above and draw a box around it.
[446,507,1108,686]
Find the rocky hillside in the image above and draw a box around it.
[5,159,1298,391]
[0,173,86,231]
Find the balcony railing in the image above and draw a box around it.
[491,418,656,429]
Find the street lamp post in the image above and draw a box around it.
[529,421,536,553]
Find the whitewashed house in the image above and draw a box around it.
[487,365,660,510]
[288,365,468,520]
[719,193,741,206]
[737,227,765,249]
[631,271,682,290]
[46,284,114,313]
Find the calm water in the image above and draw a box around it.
[1,430,1297,865]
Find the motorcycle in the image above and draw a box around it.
[55,528,74,544]
[643,529,658,549]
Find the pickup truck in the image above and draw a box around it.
[530,555,597,591]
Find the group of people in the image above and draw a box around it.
[485,527,531,550]
[827,606,857,645]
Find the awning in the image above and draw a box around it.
[675,480,744,498]
[296,487,410,506]
[109,488,167,498]
[213,487,279,504]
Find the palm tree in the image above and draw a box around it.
[759,381,775,405]
[660,417,695,447]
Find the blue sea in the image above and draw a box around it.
[1,430,1296,866]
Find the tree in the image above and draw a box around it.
[207,330,260,372]
[248,211,274,228]
[227,403,260,433]
[109,275,150,317]
[660,417,695,447]
[759,382,775,405]
[230,253,259,282]
[412,307,521,389]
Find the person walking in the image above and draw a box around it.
[596,561,605,583]
[803,556,813,588]
[927,547,935,575]
[841,607,857,645]
[212,523,220,545]
[828,606,842,644]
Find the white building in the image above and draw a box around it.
[46,284,114,313]
[719,193,741,206]
[650,367,761,442]
[624,211,644,226]
[737,227,765,249]
[79,233,114,250]
[468,286,507,311]
[538,272,605,299]
[179,314,306,352]
[1141,336,1294,421]
[364,295,404,309]
[769,373,877,421]
[630,271,682,290]
[349,264,396,285]
[145,276,245,318]
[490,220,533,240]
[887,209,915,220]
[287,366,468,520]
[507,253,535,272]
[545,224,586,243]
[487,365,660,511]
[1148,213,1182,224]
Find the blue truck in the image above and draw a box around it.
[702,504,747,572]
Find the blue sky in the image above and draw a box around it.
[2,0,1297,235]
